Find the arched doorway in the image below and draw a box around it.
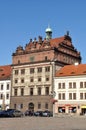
[28,102,34,111]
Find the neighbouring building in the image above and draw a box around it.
[10,27,81,112]
[0,65,11,110]
[54,63,86,115]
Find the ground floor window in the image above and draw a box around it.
[69,107,76,113]
[58,107,65,113]
[81,108,86,115]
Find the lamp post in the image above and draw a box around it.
[51,91,56,117]
[50,60,56,117]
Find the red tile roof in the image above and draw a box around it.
[50,36,72,47]
[50,37,64,45]
[24,35,72,51]
[55,64,86,77]
[0,65,11,80]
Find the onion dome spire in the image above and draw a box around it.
[45,25,52,40]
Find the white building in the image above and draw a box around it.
[54,63,86,115]
[0,65,11,110]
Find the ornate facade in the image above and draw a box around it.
[10,27,81,112]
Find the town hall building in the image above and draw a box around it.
[10,27,81,112]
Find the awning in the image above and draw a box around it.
[81,105,86,108]
[65,104,71,107]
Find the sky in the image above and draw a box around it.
[0,0,86,65]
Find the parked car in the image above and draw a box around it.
[0,110,7,117]
[0,109,23,117]
[24,110,30,116]
[34,111,43,117]
[42,110,53,117]
[24,110,34,116]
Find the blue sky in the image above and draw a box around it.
[0,0,86,65]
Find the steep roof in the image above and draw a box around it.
[55,64,86,77]
[50,36,72,47]
[0,65,11,80]
[24,35,72,52]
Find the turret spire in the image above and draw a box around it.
[45,25,52,40]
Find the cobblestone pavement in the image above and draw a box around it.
[0,115,86,130]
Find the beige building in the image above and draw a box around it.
[54,63,86,115]
[10,27,81,112]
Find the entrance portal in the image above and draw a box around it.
[28,102,34,111]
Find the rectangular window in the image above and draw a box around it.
[7,84,9,90]
[38,87,41,95]
[69,93,72,100]
[38,77,41,82]
[20,104,23,109]
[80,93,83,99]
[18,60,20,64]
[84,82,86,88]
[21,69,25,74]
[45,56,48,61]
[46,77,49,81]
[0,94,3,99]
[30,68,34,74]
[15,79,18,84]
[45,103,48,109]
[6,93,9,99]
[38,103,41,109]
[58,83,61,89]
[73,93,76,99]
[21,88,24,96]
[62,93,65,100]
[62,83,65,89]
[58,93,61,100]
[21,78,24,83]
[69,82,72,88]
[14,88,18,96]
[80,82,83,88]
[45,87,49,95]
[37,67,42,73]
[30,77,34,82]
[85,93,86,99]
[73,82,76,88]
[30,88,33,95]
[1,84,3,90]
[45,66,50,72]
[15,70,18,75]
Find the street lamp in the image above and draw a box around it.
[51,91,56,117]
[50,60,56,117]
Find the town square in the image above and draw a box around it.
[0,116,86,130]
[0,0,86,130]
